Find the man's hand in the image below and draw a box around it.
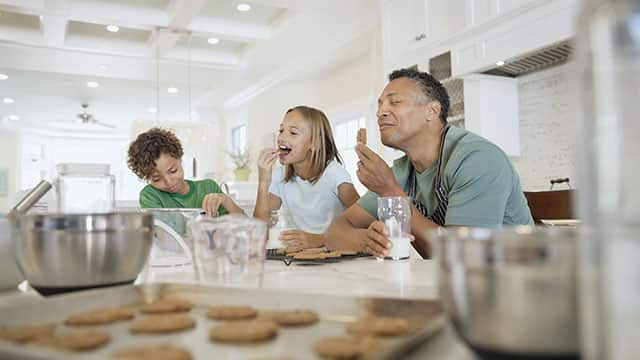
[257,148,278,186]
[360,221,415,257]
[280,230,323,249]
[202,193,233,217]
[355,143,404,196]
[360,221,391,257]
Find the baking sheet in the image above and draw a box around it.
[266,249,372,266]
[0,283,445,359]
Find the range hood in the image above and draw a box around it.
[483,40,573,77]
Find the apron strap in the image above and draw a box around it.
[406,125,451,226]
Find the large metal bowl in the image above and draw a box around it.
[13,212,153,295]
[432,226,579,359]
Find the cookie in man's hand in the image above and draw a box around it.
[357,128,367,144]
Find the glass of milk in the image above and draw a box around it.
[377,196,412,260]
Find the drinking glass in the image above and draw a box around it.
[377,196,412,260]
[191,214,267,287]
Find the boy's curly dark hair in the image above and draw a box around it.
[127,127,183,181]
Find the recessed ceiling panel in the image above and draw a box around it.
[199,1,285,26]
[66,20,150,43]
[176,34,246,54]
[0,10,41,31]
[71,0,170,11]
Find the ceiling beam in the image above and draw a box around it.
[150,0,207,56]
[41,0,70,48]
[189,17,271,42]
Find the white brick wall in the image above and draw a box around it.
[511,64,577,191]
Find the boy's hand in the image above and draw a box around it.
[202,193,232,217]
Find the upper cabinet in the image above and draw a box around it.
[382,0,429,59]
[382,0,578,74]
[382,0,465,64]
[465,0,538,27]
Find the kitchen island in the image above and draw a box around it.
[0,257,476,359]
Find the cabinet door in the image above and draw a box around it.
[382,0,428,59]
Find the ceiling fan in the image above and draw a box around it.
[77,103,116,128]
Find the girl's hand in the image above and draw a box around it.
[280,230,324,249]
[257,148,278,186]
[202,193,232,217]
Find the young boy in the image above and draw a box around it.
[127,127,243,216]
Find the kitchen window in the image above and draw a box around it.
[333,116,367,195]
[231,125,247,155]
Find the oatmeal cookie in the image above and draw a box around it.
[209,320,278,343]
[129,314,196,334]
[139,299,192,314]
[346,316,409,337]
[0,324,55,343]
[111,343,192,360]
[206,305,258,320]
[32,330,110,351]
[65,307,134,326]
[314,335,381,359]
[258,310,319,326]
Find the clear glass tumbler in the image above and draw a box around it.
[191,215,267,287]
[575,1,640,359]
[377,196,412,260]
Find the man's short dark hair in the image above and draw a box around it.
[389,68,450,124]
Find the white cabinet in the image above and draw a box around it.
[382,0,467,65]
[382,0,577,74]
[463,74,520,156]
[452,0,577,76]
[382,0,428,60]
[465,0,538,27]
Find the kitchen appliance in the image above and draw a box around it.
[13,212,153,296]
[0,215,23,290]
[55,163,115,214]
[432,226,579,359]
[9,180,153,296]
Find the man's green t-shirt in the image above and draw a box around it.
[139,179,229,215]
[357,126,533,227]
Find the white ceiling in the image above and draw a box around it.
[0,0,380,133]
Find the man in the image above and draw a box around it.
[326,68,532,258]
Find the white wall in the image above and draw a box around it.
[219,28,389,184]
[0,129,19,212]
[511,64,576,191]
[130,119,224,187]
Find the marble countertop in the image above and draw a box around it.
[140,256,437,300]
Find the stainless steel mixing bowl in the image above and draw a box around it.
[432,226,579,359]
[13,212,154,295]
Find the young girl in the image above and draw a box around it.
[127,127,244,217]
[254,106,359,249]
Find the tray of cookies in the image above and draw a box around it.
[267,247,370,265]
[0,283,445,359]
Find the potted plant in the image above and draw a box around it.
[228,149,251,181]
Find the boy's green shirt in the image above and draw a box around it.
[139,179,229,215]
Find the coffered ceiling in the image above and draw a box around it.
[0,0,379,132]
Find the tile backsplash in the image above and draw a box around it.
[511,63,576,191]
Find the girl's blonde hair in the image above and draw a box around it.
[283,106,342,184]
